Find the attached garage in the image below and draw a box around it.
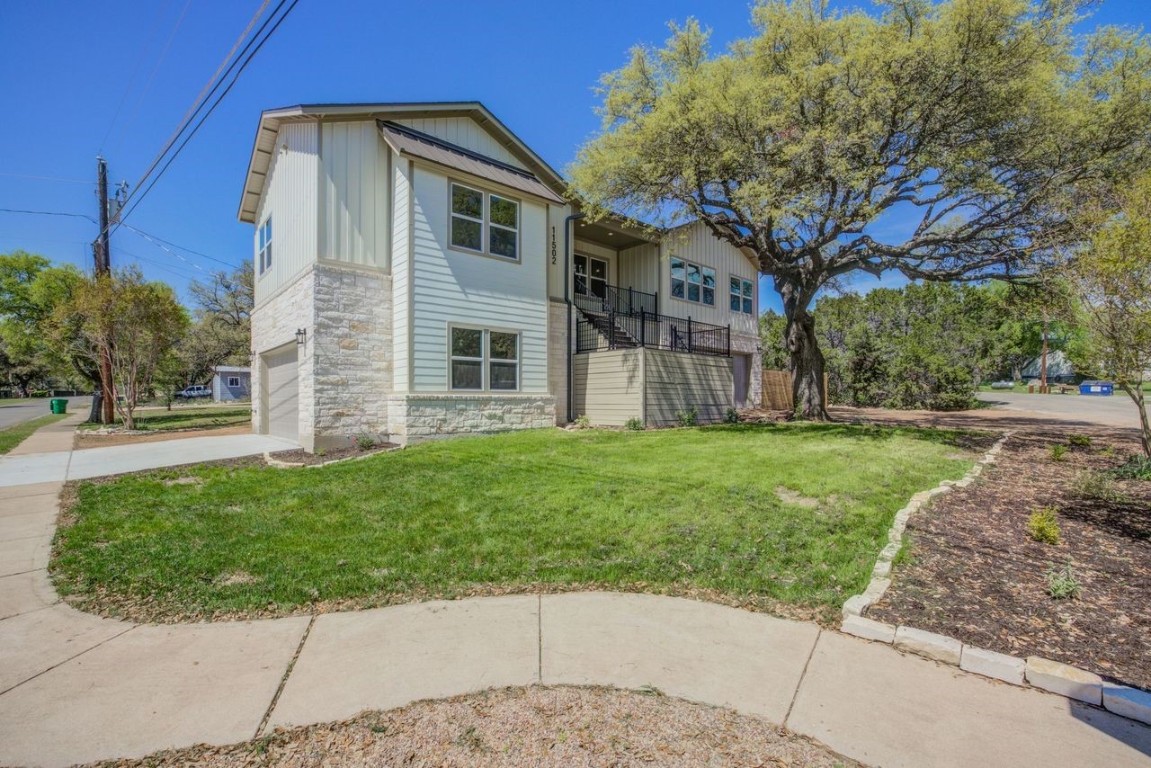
[263,344,299,442]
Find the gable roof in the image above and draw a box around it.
[377,121,565,205]
[237,101,566,223]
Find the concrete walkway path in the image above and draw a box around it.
[1,423,1149,767]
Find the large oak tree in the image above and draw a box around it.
[568,0,1151,417]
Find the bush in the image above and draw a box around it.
[624,417,644,431]
[1112,455,1151,480]
[355,433,376,451]
[1027,508,1061,545]
[1068,434,1092,448]
[1046,563,1081,600]
[675,407,698,427]
[573,414,592,429]
[1073,470,1125,502]
[1049,444,1068,462]
[724,407,740,424]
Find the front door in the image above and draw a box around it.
[574,254,608,299]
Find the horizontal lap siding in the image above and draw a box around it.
[410,167,548,393]
[644,350,733,426]
[573,350,643,426]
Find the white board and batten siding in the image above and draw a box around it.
[392,118,527,171]
[407,166,550,393]
[617,242,660,297]
[659,222,759,336]
[254,122,319,307]
[319,121,390,270]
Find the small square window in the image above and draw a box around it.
[227,376,240,388]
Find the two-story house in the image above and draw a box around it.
[239,102,762,451]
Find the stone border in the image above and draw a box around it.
[263,446,403,469]
[840,431,1151,727]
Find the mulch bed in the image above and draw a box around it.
[267,443,397,466]
[868,424,1151,691]
[81,685,861,768]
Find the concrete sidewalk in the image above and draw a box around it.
[0,423,1149,766]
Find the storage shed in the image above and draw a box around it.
[212,366,252,402]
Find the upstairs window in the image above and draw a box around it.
[257,218,273,274]
[670,258,715,306]
[450,182,519,261]
[731,276,754,314]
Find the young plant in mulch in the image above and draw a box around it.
[1027,507,1062,545]
[1068,434,1092,449]
[1046,562,1081,600]
[1050,443,1069,462]
[1073,469,1127,503]
[1111,455,1151,481]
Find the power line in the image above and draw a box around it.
[0,208,95,222]
[120,224,239,268]
[117,0,293,226]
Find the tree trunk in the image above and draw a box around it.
[1120,382,1151,458]
[776,274,828,420]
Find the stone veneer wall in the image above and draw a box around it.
[388,394,556,445]
[312,263,393,449]
[251,266,317,449]
[732,333,764,408]
[547,299,572,425]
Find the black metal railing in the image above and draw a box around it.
[576,308,730,358]
[573,284,658,317]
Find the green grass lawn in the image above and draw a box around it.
[52,423,980,623]
[0,413,67,454]
[76,406,250,432]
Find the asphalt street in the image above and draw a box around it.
[976,390,1143,429]
[0,396,88,430]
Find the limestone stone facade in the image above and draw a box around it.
[251,267,316,449]
[387,394,556,444]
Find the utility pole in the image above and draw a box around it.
[94,157,115,424]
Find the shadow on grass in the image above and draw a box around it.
[704,421,989,449]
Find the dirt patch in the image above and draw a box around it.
[867,425,1151,691]
[162,476,203,487]
[212,570,261,587]
[776,485,820,508]
[80,685,861,768]
[267,444,397,466]
[73,424,248,450]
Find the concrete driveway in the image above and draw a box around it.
[976,391,1144,430]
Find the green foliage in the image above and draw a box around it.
[1068,434,1092,448]
[676,407,698,427]
[1027,508,1061,545]
[1072,470,1124,503]
[573,414,592,429]
[1111,455,1151,481]
[1050,444,1068,462]
[355,433,377,451]
[571,1,1151,419]
[1045,563,1081,600]
[625,416,644,431]
[51,424,976,621]
[723,407,740,424]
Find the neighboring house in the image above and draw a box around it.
[239,102,762,451]
[1021,350,1076,383]
[212,366,252,402]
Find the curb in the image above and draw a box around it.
[839,431,1151,727]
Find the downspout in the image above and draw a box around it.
[565,212,585,423]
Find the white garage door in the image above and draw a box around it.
[264,345,299,442]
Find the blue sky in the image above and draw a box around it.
[0,0,1146,312]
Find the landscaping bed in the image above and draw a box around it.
[869,427,1151,690]
[82,686,860,768]
[51,423,983,624]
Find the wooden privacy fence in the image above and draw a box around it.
[761,370,829,410]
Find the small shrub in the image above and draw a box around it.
[1112,455,1151,481]
[676,407,698,427]
[1027,507,1061,545]
[723,407,740,424]
[1073,470,1124,502]
[1049,444,1068,461]
[1045,563,1081,600]
[624,417,644,431]
[1068,434,1092,448]
[355,433,376,451]
[573,414,592,429]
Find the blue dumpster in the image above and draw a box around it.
[1079,380,1114,396]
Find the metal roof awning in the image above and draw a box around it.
[377,120,566,205]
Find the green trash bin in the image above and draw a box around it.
[49,398,67,415]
